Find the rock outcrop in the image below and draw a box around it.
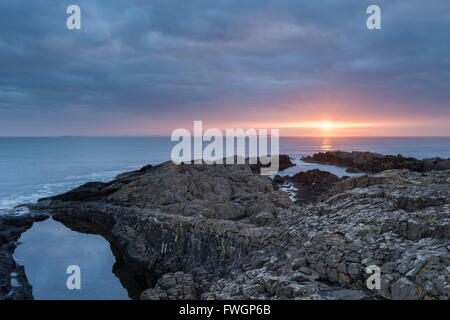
[24,158,450,300]
[282,169,450,300]
[29,161,293,298]
[0,212,49,300]
[301,151,450,174]
[289,169,345,203]
[41,161,291,220]
[273,169,346,204]
[248,155,296,174]
[140,267,211,300]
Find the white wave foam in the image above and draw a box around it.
[278,159,362,178]
[0,193,51,210]
[0,206,30,216]
[279,182,297,202]
[0,168,134,211]
[64,169,128,181]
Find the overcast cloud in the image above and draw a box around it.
[0,0,449,135]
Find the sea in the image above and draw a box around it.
[1,136,449,212]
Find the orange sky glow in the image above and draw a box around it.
[110,115,449,138]
[70,94,450,137]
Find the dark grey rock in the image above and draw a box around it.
[0,212,49,300]
[391,278,418,300]
[301,151,450,174]
[23,158,450,301]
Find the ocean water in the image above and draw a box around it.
[0,137,170,211]
[1,136,449,211]
[2,136,449,300]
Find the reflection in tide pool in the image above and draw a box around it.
[13,218,130,300]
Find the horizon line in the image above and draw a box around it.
[1,135,450,138]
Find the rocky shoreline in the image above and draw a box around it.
[301,150,450,173]
[1,152,449,300]
[0,212,48,300]
[275,169,346,204]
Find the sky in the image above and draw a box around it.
[0,0,449,137]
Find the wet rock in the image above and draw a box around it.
[301,151,450,174]
[248,155,295,174]
[273,175,287,184]
[39,181,120,202]
[0,213,49,300]
[289,169,342,203]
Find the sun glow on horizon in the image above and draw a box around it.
[319,121,333,130]
[275,121,376,130]
[257,120,381,137]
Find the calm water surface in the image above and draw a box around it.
[13,218,130,300]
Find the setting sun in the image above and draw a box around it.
[251,120,382,137]
[272,121,375,130]
[320,121,333,130]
